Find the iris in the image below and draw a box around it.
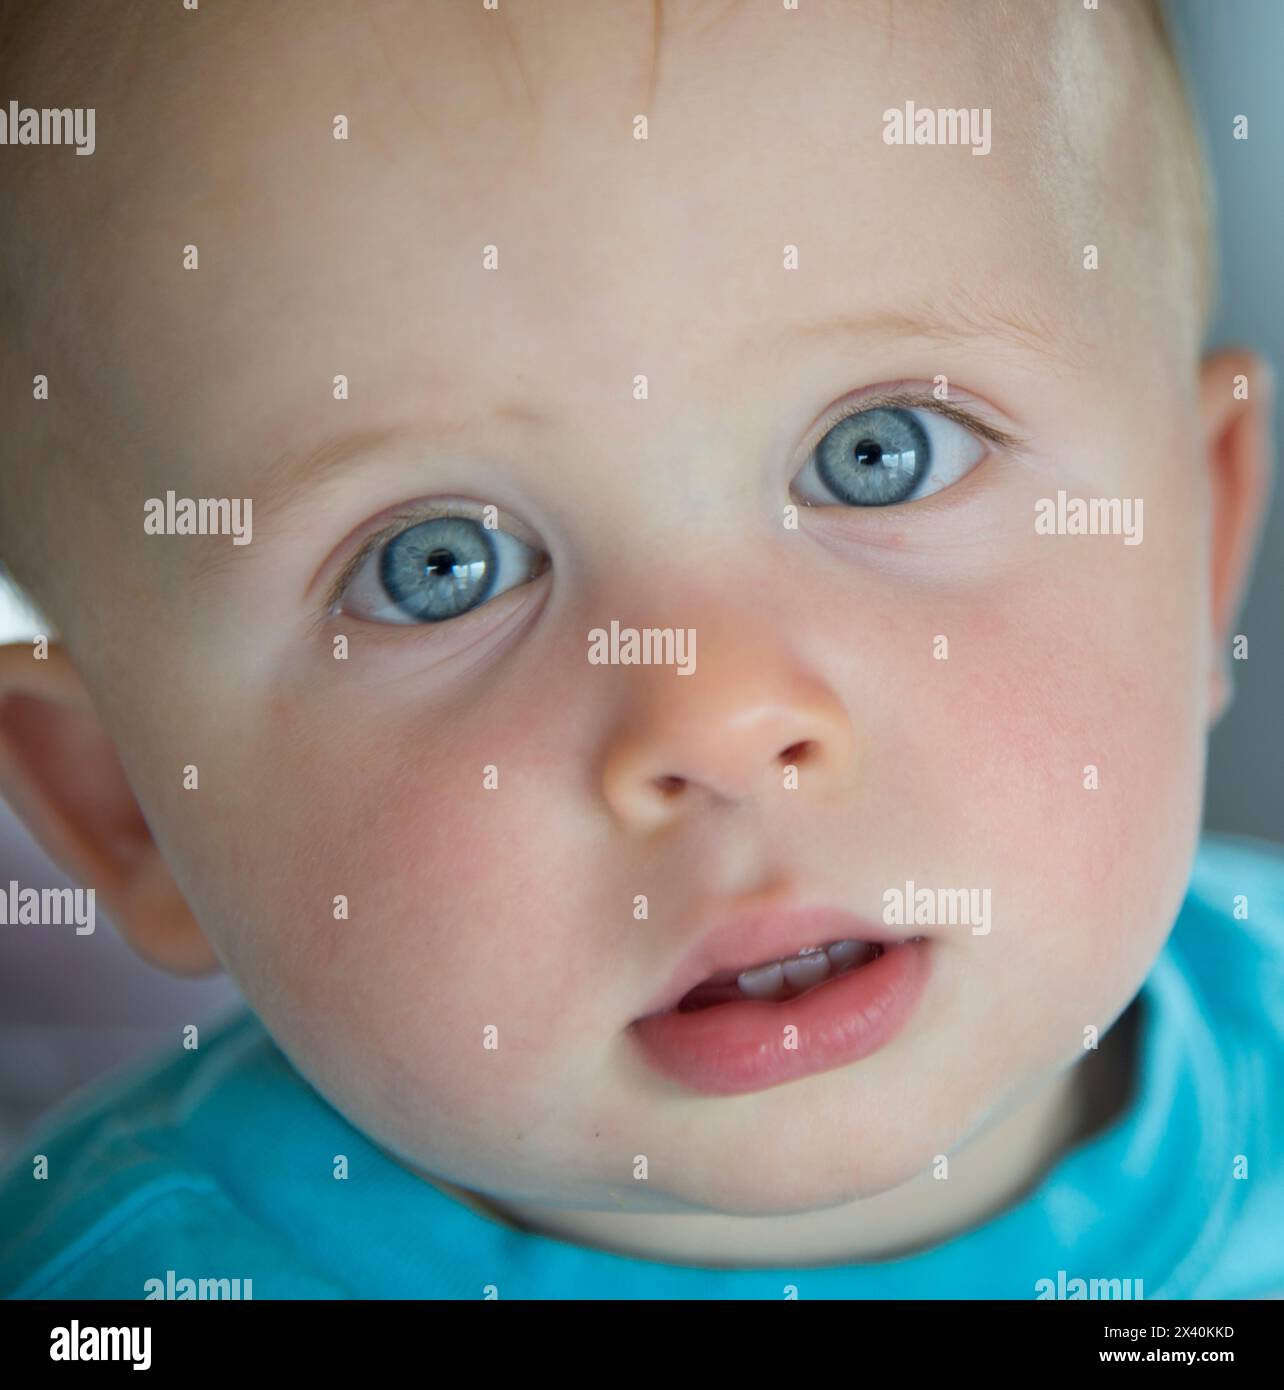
[815,407,930,506]
[379,516,497,621]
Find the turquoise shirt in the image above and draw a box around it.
[3,836,1283,1299]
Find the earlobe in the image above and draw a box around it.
[0,640,221,976]
[1198,349,1276,726]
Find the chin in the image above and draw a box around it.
[651,1148,925,1219]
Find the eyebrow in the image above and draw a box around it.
[250,403,555,529]
[774,293,1084,372]
[245,292,1066,533]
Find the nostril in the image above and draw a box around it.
[654,774,686,798]
[779,740,815,766]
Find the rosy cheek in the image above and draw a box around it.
[915,554,1202,989]
[237,697,595,1122]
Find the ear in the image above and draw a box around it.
[0,639,221,976]
[1198,348,1276,725]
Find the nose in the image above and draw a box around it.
[599,617,855,833]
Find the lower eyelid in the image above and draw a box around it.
[799,451,1001,527]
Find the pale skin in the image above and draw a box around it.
[0,0,1274,1268]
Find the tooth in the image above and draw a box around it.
[825,939,864,969]
[782,950,831,990]
[737,961,786,999]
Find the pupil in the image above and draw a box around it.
[853,439,883,467]
[426,546,457,576]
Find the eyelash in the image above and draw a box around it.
[322,388,1025,619]
[803,387,1023,461]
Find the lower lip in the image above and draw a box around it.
[630,940,931,1097]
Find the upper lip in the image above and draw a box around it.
[634,903,921,1020]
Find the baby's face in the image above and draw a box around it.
[53,0,1215,1214]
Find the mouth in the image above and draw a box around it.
[634,904,924,1021]
[674,938,901,1012]
[629,906,933,1096]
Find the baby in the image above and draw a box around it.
[0,0,1282,1300]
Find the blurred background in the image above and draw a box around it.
[1171,0,1284,838]
[1,0,1281,1159]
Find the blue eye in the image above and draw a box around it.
[338,514,548,625]
[793,404,986,507]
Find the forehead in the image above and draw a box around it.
[45,0,1158,474]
